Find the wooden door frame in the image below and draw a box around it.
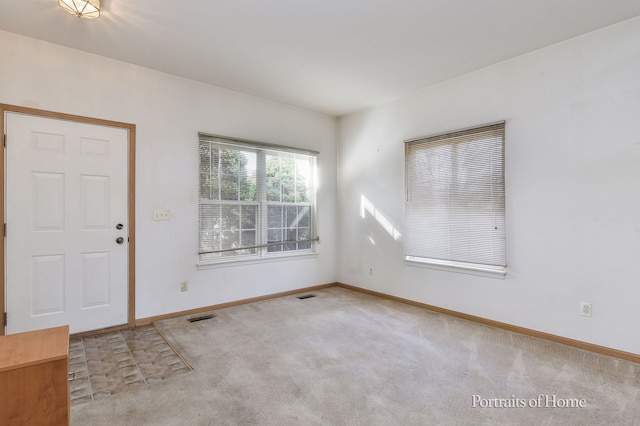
[0,104,136,335]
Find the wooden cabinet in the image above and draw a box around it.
[0,326,70,425]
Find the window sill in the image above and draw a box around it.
[405,256,506,279]
[197,251,318,270]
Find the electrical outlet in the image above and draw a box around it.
[580,302,592,317]
[181,281,189,292]
[153,209,171,221]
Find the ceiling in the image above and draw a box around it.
[1,1,640,117]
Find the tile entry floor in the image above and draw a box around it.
[68,325,191,406]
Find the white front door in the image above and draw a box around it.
[5,112,129,334]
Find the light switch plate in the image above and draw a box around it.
[153,209,171,221]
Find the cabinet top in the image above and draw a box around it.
[0,325,69,372]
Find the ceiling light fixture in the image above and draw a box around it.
[58,0,101,19]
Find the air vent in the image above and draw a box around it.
[188,314,215,322]
[296,294,317,300]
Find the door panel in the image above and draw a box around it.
[33,172,65,230]
[31,254,65,315]
[5,112,129,334]
[81,251,111,308]
[81,175,110,229]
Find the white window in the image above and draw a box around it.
[405,122,506,275]
[198,134,317,264]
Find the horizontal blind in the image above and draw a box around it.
[199,134,318,260]
[405,122,506,267]
[199,138,260,259]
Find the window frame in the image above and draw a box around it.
[198,133,318,267]
[404,121,506,277]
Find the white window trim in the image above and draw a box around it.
[198,133,318,267]
[197,250,318,269]
[405,256,506,278]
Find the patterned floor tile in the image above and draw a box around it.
[68,325,191,406]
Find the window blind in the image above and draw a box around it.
[405,122,506,270]
[198,134,317,262]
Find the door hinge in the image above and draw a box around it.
[3,133,6,147]
[3,312,6,326]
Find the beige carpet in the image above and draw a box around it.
[71,287,640,425]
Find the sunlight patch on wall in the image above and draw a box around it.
[360,195,402,241]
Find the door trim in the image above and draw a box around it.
[0,104,136,335]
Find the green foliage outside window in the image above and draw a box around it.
[199,139,315,260]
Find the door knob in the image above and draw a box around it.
[116,223,124,230]
[116,237,125,244]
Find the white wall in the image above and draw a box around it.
[0,30,338,320]
[337,17,640,354]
